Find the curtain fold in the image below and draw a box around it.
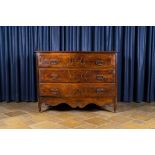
[0,26,155,102]
[123,26,136,102]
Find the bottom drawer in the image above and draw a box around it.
[39,97,115,108]
[39,83,116,97]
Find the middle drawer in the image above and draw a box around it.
[39,68,115,83]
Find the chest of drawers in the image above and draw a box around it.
[36,51,117,112]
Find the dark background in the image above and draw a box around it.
[0,26,154,102]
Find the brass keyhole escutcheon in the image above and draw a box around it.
[96,74,105,81]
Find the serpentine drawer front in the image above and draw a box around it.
[39,69,115,83]
[36,51,117,112]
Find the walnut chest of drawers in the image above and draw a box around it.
[36,51,117,112]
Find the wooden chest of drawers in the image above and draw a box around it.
[36,51,117,112]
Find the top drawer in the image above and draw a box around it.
[36,52,116,68]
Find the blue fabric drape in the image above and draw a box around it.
[0,26,155,102]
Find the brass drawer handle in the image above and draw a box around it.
[50,59,59,65]
[39,57,59,65]
[50,88,59,95]
[95,59,104,66]
[96,88,104,94]
[96,74,105,81]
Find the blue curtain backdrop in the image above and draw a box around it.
[0,26,155,102]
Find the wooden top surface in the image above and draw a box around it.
[35,51,117,54]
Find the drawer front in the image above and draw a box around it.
[39,69,115,83]
[37,53,115,68]
[39,83,116,97]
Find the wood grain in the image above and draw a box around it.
[40,97,115,108]
[39,68,115,83]
[37,53,115,68]
[39,83,116,97]
[36,51,117,112]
